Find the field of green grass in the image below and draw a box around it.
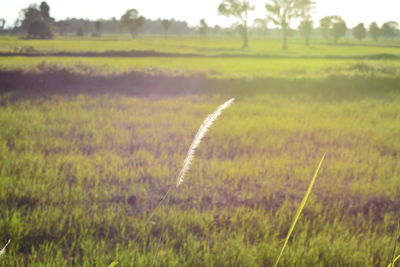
[1,35,400,57]
[1,36,400,79]
[0,35,400,266]
[2,56,400,79]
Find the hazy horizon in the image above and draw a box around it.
[1,0,399,29]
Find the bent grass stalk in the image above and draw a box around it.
[274,153,326,267]
[0,240,10,258]
[389,222,400,267]
[130,98,234,246]
[176,98,235,187]
[388,255,400,267]
[149,98,234,266]
[150,97,234,214]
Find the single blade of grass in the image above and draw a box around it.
[274,153,326,267]
[388,254,400,267]
[108,261,118,267]
[390,222,400,267]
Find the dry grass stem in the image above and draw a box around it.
[0,240,10,258]
[176,98,235,187]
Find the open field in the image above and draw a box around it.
[1,36,400,79]
[0,36,400,266]
[1,35,400,57]
[2,56,400,79]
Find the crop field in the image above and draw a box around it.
[0,36,400,266]
[2,56,400,79]
[1,36,400,79]
[1,35,400,56]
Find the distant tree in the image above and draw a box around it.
[319,16,331,39]
[76,26,84,37]
[212,24,222,35]
[235,23,246,40]
[352,23,366,41]
[320,16,347,43]
[120,9,145,38]
[161,19,172,38]
[381,21,398,39]
[333,21,347,43]
[226,23,238,37]
[0,19,5,30]
[14,19,22,31]
[39,1,50,20]
[369,22,380,42]
[94,19,103,36]
[199,19,208,36]
[28,20,53,39]
[253,18,268,36]
[110,17,119,34]
[218,0,254,48]
[20,5,43,30]
[265,0,314,50]
[298,20,313,46]
[83,20,90,34]
[57,20,70,36]
[39,2,54,27]
[20,2,54,39]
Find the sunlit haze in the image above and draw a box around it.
[1,0,399,28]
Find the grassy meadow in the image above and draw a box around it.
[2,56,400,79]
[0,35,400,266]
[1,35,400,56]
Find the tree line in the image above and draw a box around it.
[218,0,399,49]
[1,1,399,50]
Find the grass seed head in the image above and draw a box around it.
[176,98,235,187]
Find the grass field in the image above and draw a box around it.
[1,36,400,79]
[2,56,400,79]
[0,35,400,266]
[1,35,400,57]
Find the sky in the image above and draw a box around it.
[1,0,399,28]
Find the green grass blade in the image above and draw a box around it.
[108,261,118,267]
[390,222,400,267]
[274,153,326,267]
[388,254,400,267]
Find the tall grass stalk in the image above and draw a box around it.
[149,98,234,266]
[389,222,400,267]
[176,98,235,187]
[134,98,235,239]
[388,255,400,267]
[0,240,10,258]
[274,154,326,267]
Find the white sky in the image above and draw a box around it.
[1,0,399,28]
